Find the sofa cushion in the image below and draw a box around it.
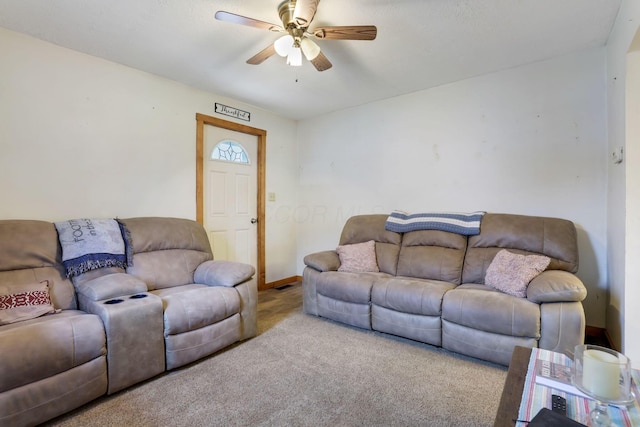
[120,217,213,254]
[372,277,456,316]
[316,271,386,304]
[485,249,550,298]
[0,220,77,310]
[442,284,540,338]
[0,220,60,272]
[396,229,467,284]
[337,240,379,273]
[0,280,58,325]
[462,213,578,284]
[127,249,211,290]
[0,310,106,392]
[121,217,214,290]
[153,285,240,336]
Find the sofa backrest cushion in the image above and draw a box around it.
[462,213,579,284]
[396,230,468,284]
[0,220,76,310]
[339,215,402,275]
[120,217,213,290]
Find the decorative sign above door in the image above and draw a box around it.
[215,103,250,122]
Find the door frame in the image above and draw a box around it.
[195,113,267,290]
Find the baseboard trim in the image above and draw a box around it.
[264,275,302,290]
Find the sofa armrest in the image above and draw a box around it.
[303,251,340,272]
[75,273,148,301]
[194,260,255,287]
[526,270,587,303]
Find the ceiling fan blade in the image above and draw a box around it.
[301,38,332,72]
[313,25,377,40]
[309,51,332,72]
[215,11,283,32]
[293,0,320,27]
[246,44,277,65]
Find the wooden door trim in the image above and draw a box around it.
[196,113,267,290]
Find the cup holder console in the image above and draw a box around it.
[104,294,148,304]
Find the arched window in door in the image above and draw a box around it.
[210,140,250,164]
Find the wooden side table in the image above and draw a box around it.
[493,346,532,427]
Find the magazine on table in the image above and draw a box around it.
[534,359,590,398]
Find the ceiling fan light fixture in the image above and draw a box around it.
[286,47,302,66]
[300,37,320,60]
[274,34,294,57]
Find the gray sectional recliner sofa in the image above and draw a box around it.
[0,217,257,427]
[303,213,587,366]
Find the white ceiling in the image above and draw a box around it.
[0,0,622,120]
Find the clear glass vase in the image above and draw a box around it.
[572,344,633,427]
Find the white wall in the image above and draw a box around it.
[297,48,609,327]
[0,27,299,283]
[605,0,640,367]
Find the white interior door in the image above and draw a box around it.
[204,125,258,266]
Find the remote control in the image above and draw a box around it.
[551,394,567,416]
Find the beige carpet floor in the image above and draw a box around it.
[45,309,508,427]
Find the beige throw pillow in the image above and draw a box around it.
[0,280,58,325]
[336,240,379,273]
[485,249,551,298]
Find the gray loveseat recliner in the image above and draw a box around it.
[302,213,587,366]
[0,217,257,427]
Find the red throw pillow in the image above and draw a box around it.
[0,280,58,325]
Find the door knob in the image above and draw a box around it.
[251,218,258,224]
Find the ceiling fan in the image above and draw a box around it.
[215,0,377,72]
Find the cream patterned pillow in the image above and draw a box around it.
[485,249,550,298]
[336,240,379,273]
[0,280,59,325]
